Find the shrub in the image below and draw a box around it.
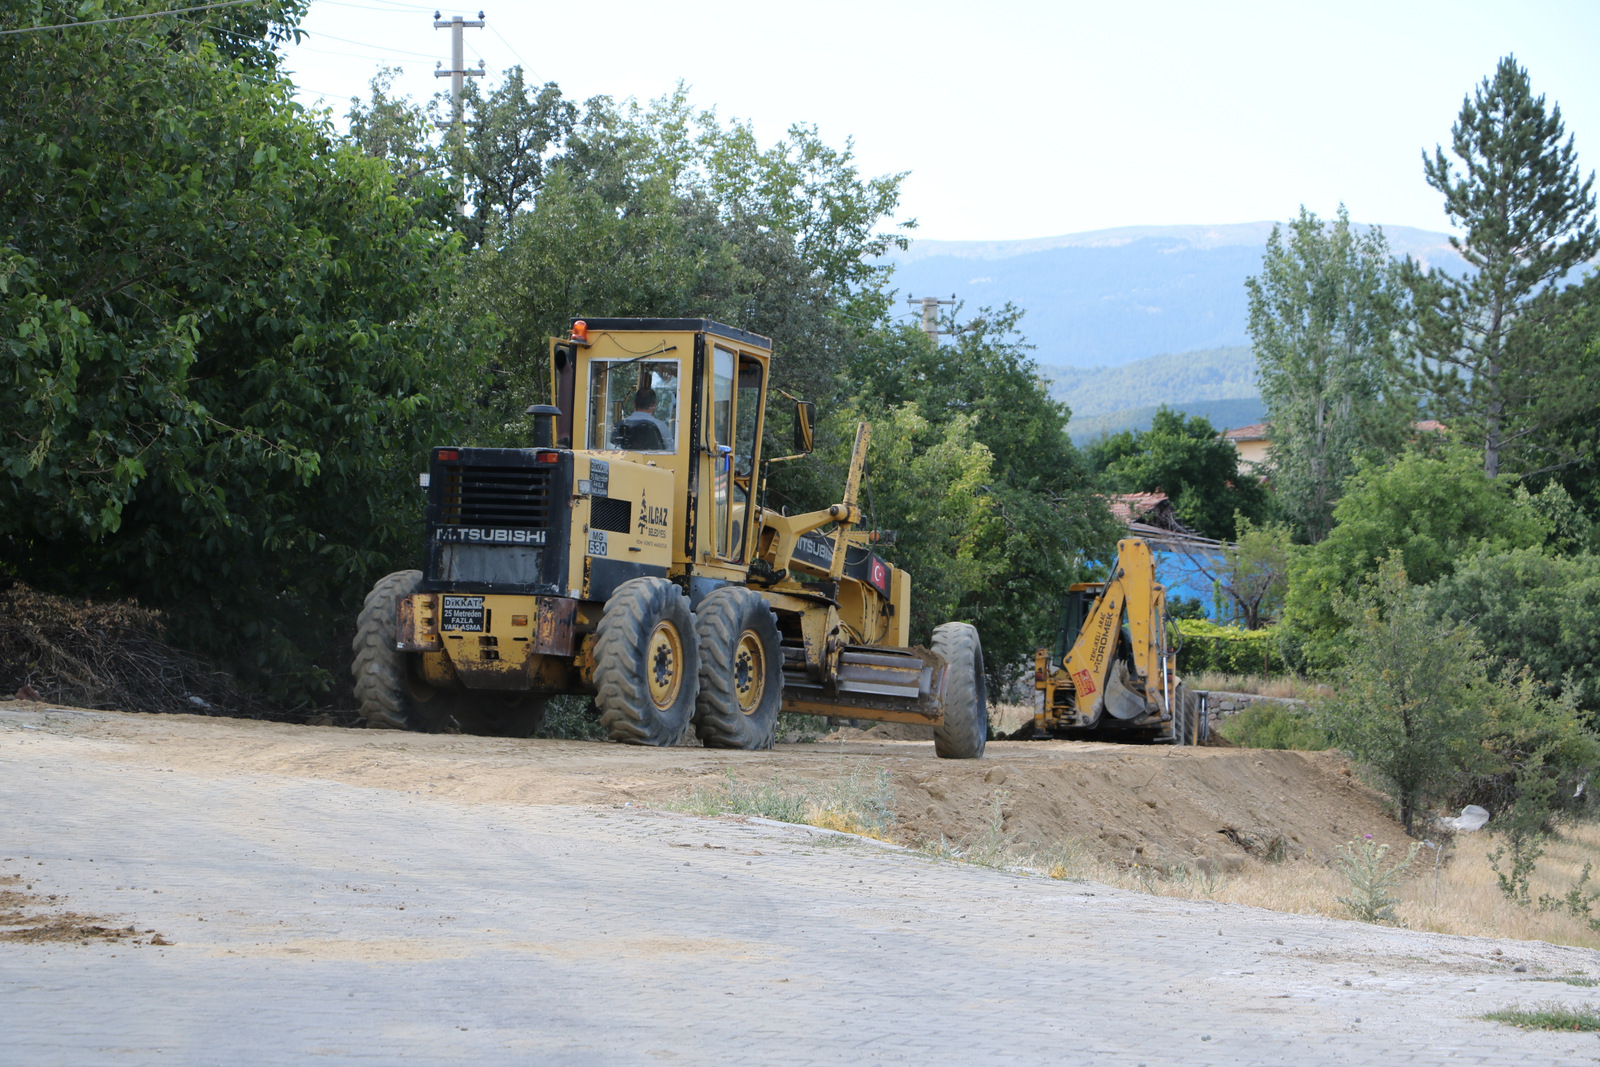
[1334,837,1421,924]
[1176,619,1282,676]
[1219,703,1329,750]
[1423,547,1600,715]
[1282,443,1548,668]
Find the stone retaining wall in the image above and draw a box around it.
[1196,689,1309,722]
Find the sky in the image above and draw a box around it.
[283,0,1600,242]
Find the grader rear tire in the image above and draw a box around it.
[693,586,782,750]
[352,571,547,735]
[594,577,700,746]
[932,622,987,759]
[351,569,457,732]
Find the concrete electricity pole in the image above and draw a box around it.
[906,294,957,343]
[434,10,486,216]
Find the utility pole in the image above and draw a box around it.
[906,294,957,343]
[433,10,486,216]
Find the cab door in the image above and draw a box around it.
[708,344,766,565]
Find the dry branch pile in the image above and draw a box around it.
[0,582,293,720]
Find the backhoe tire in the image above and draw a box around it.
[594,577,699,746]
[932,622,987,759]
[693,587,782,750]
[1170,684,1189,745]
[1169,683,1199,746]
[352,570,547,735]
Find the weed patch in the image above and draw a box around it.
[1219,703,1329,750]
[1335,837,1421,924]
[669,767,898,840]
[1483,1002,1600,1031]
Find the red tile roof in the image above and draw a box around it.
[1107,492,1169,525]
[1224,423,1269,442]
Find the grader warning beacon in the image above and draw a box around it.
[351,318,987,758]
[1021,537,1206,745]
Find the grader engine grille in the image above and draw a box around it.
[441,464,555,529]
[424,449,572,596]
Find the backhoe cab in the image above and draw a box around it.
[1023,538,1206,745]
[351,318,987,758]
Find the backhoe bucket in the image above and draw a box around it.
[1102,661,1148,722]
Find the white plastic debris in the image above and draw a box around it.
[1439,804,1490,832]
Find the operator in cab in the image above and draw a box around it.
[616,387,670,451]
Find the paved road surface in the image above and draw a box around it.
[2,707,1598,1065]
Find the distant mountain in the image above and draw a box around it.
[885,222,1464,368]
[1045,345,1263,444]
[1068,398,1267,445]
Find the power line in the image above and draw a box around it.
[0,0,266,35]
[485,18,525,70]
[298,26,437,59]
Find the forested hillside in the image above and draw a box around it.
[1041,345,1260,439]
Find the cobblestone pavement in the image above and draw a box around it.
[2,708,1599,1065]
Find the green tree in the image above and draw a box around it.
[1247,205,1412,542]
[1423,546,1600,714]
[442,84,911,433]
[812,313,1119,678]
[1087,407,1269,540]
[0,1,484,699]
[345,68,454,224]
[1282,442,1548,664]
[459,67,577,240]
[808,405,994,644]
[1317,564,1491,834]
[1405,55,1599,477]
[1174,517,1293,630]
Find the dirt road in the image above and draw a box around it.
[3,704,1598,1064]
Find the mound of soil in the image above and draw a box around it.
[885,742,1408,868]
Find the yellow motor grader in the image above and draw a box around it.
[1019,537,1205,745]
[351,318,986,758]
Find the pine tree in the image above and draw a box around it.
[1247,205,1412,543]
[1406,55,1598,478]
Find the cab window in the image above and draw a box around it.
[587,358,680,453]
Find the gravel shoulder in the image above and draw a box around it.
[3,704,1599,1065]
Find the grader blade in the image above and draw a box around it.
[780,644,949,724]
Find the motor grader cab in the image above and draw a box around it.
[351,318,987,758]
[1021,538,1205,744]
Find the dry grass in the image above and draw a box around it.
[665,767,899,841]
[988,702,1035,735]
[1191,672,1332,701]
[1005,822,1600,951]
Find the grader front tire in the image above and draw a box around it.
[932,622,987,759]
[693,586,782,750]
[594,578,700,746]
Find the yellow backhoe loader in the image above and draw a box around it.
[351,318,987,758]
[1018,537,1205,745]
